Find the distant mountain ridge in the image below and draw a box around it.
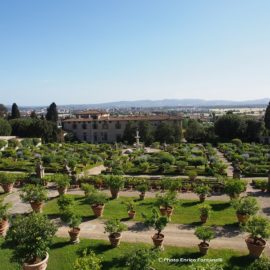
[63,98,270,109]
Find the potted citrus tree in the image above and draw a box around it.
[224,179,246,199]
[6,213,57,270]
[81,183,95,197]
[20,184,48,213]
[232,196,259,224]
[87,191,108,217]
[194,226,215,255]
[67,211,82,244]
[105,175,125,199]
[136,183,148,200]
[54,174,71,196]
[156,191,177,218]
[243,215,270,258]
[104,219,127,247]
[0,203,9,236]
[0,173,15,193]
[198,204,212,223]
[125,200,136,219]
[143,208,168,249]
[194,185,211,202]
[74,249,102,270]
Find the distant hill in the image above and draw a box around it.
[63,98,270,109]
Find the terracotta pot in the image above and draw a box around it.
[91,204,105,217]
[159,206,167,216]
[0,218,8,236]
[245,237,266,258]
[200,215,208,223]
[139,192,145,200]
[110,188,119,199]
[23,253,49,270]
[58,187,67,196]
[109,232,122,247]
[30,201,43,213]
[198,242,209,255]
[166,207,173,218]
[236,213,249,224]
[199,194,206,202]
[152,233,164,248]
[2,183,14,193]
[68,227,80,244]
[128,210,136,219]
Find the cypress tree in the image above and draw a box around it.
[11,103,20,119]
[46,102,58,122]
[264,102,270,130]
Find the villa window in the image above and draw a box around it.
[82,123,87,129]
[72,123,77,129]
[102,122,109,129]
[92,122,98,129]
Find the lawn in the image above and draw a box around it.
[44,195,237,226]
[0,237,254,270]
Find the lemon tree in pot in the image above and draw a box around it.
[67,211,82,244]
[198,204,212,223]
[232,196,259,224]
[156,191,177,219]
[242,215,270,258]
[194,226,215,255]
[224,179,246,200]
[20,184,48,213]
[54,174,71,196]
[104,219,127,247]
[74,249,102,270]
[0,172,15,193]
[81,183,95,197]
[87,191,108,217]
[143,208,168,249]
[194,185,211,202]
[0,203,10,236]
[5,213,57,270]
[136,183,149,200]
[124,200,136,219]
[105,175,125,199]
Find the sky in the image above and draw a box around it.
[0,0,270,106]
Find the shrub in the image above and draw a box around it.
[247,256,270,270]
[232,196,259,216]
[188,170,197,180]
[20,184,48,203]
[74,249,102,270]
[136,183,149,193]
[57,195,75,211]
[87,191,108,205]
[54,174,71,188]
[232,138,242,147]
[126,248,159,270]
[67,211,82,229]
[194,185,211,196]
[81,183,95,197]
[242,215,270,243]
[104,219,127,235]
[105,175,125,190]
[0,203,9,220]
[224,179,246,198]
[155,191,177,208]
[199,204,212,217]
[195,226,215,243]
[6,213,57,264]
[142,208,168,235]
[0,173,15,185]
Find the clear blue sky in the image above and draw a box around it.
[0,0,270,105]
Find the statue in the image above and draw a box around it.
[63,160,72,176]
[35,161,45,179]
[134,129,143,149]
[233,162,241,179]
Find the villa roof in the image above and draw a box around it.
[63,114,182,122]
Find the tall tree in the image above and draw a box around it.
[30,110,38,119]
[264,102,270,131]
[46,102,58,122]
[0,104,7,118]
[11,103,20,119]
